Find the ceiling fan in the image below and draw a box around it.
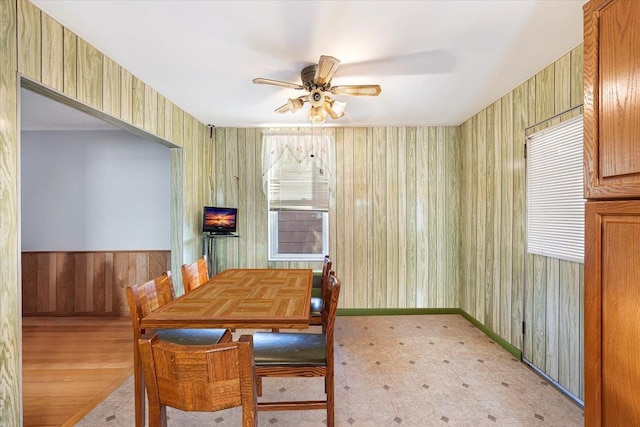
[253,55,382,123]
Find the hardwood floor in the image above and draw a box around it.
[22,316,133,427]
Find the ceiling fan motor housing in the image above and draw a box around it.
[302,64,330,91]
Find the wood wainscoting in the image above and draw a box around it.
[21,251,171,316]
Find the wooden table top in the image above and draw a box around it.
[140,268,313,330]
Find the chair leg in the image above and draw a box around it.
[326,370,334,427]
[147,403,167,427]
[256,376,263,397]
[133,340,145,427]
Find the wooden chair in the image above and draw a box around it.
[252,271,341,426]
[181,256,209,293]
[126,271,231,427]
[309,255,332,326]
[139,332,257,427]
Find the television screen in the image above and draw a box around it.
[202,206,237,234]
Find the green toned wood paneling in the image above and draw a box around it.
[459,45,585,400]
[371,127,386,308]
[210,126,459,310]
[163,97,173,142]
[41,13,63,91]
[62,27,76,97]
[396,128,407,308]
[224,128,239,269]
[497,96,509,339]
[157,94,166,139]
[0,0,19,423]
[17,0,41,80]
[427,127,437,307]
[171,147,184,293]
[555,52,572,114]
[535,64,555,124]
[171,102,183,147]
[120,68,133,123]
[493,101,505,332]
[559,260,581,396]
[352,128,368,307]
[460,120,473,313]
[511,85,526,349]
[545,257,560,380]
[131,75,144,128]
[102,56,120,117]
[475,112,487,322]
[144,85,158,134]
[485,104,496,330]
[404,127,418,308]
[181,115,197,264]
[386,127,399,308]
[446,126,461,308]
[338,128,356,307]
[532,254,547,370]
[570,45,584,108]
[76,38,103,110]
[415,127,430,306]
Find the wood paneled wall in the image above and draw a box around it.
[0,2,20,424]
[459,45,585,400]
[209,126,461,309]
[21,251,170,315]
[1,1,207,422]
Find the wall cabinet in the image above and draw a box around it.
[584,0,640,199]
[584,0,640,425]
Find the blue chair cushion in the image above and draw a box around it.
[310,297,323,317]
[252,332,326,366]
[156,328,228,346]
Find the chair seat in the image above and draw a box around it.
[253,332,326,366]
[156,328,228,346]
[310,296,323,317]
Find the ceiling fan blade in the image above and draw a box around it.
[330,85,381,96]
[253,78,304,90]
[324,102,344,120]
[314,55,341,86]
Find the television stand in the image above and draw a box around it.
[202,233,239,275]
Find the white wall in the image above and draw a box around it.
[21,130,171,251]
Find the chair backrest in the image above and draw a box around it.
[322,271,341,338]
[181,256,209,293]
[320,255,333,305]
[126,271,176,334]
[139,333,257,426]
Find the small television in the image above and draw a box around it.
[202,206,237,235]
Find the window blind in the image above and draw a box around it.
[527,115,584,263]
[267,150,329,211]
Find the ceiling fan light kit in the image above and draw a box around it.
[253,55,381,124]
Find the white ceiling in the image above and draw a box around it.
[31,0,587,128]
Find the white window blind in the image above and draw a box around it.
[267,151,329,211]
[527,115,584,263]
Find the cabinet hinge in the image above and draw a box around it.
[522,321,526,335]
[524,143,527,159]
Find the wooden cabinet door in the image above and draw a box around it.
[585,201,640,425]
[584,0,640,198]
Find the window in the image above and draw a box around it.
[527,115,584,263]
[262,131,332,261]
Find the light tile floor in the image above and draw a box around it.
[78,314,584,426]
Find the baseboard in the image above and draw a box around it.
[336,307,522,360]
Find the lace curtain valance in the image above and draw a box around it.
[261,129,334,195]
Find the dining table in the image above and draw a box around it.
[134,268,313,427]
[141,268,313,330]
